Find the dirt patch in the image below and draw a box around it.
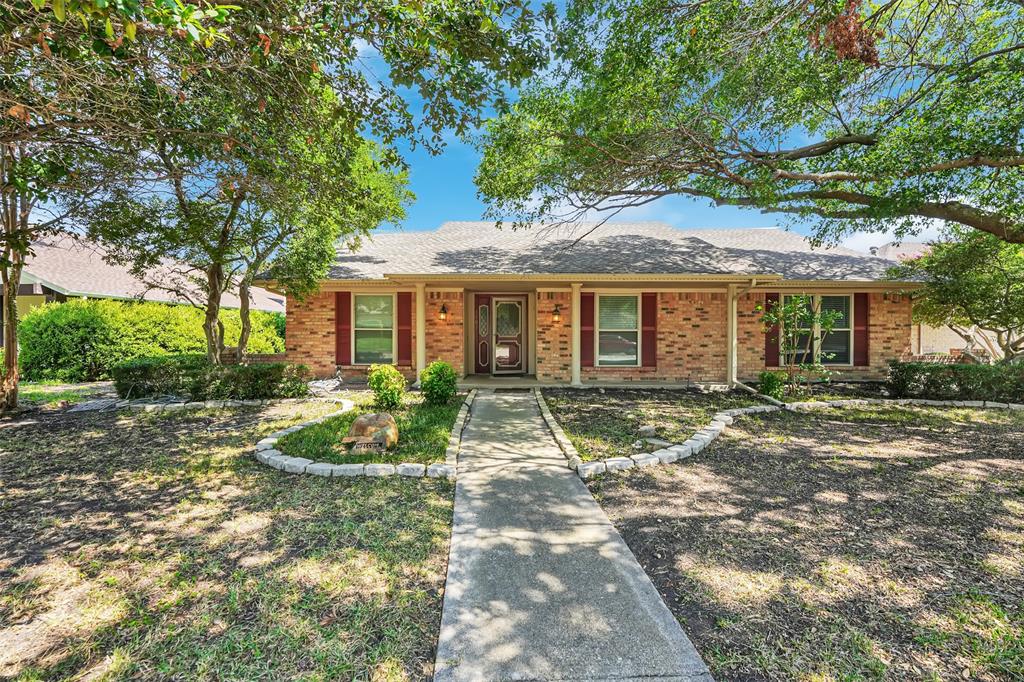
[590,405,1024,681]
[0,403,453,680]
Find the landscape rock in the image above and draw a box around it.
[364,463,396,477]
[576,461,606,479]
[344,413,399,450]
[396,463,426,477]
[637,424,658,438]
[605,456,634,472]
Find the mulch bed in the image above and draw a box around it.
[590,405,1024,681]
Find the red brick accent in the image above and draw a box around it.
[287,286,911,383]
[285,290,418,380]
[737,292,913,381]
[580,292,728,383]
[425,291,464,376]
[536,291,572,382]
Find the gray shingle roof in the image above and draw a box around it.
[329,221,898,281]
[25,237,285,312]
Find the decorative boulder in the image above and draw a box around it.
[342,413,399,452]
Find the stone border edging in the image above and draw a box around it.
[253,390,478,480]
[537,390,1024,481]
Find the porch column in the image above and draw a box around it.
[571,282,582,386]
[415,282,426,384]
[726,283,738,385]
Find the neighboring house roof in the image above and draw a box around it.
[328,221,900,282]
[871,242,931,261]
[22,237,286,313]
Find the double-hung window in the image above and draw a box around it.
[781,294,852,366]
[597,295,639,366]
[353,294,394,364]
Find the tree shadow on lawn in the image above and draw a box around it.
[0,405,453,681]
[590,407,1024,682]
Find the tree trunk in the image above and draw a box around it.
[0,264,21,410]
[235,280,252,363]
[203,264,225,365]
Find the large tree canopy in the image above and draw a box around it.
[477,0,1024,244]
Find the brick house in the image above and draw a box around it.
[266,222,916,386]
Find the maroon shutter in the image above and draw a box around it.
[396,292,412,366]
[853,292,870,366]
[641,292,657,367]
[764,292,780,367]
[335,291,351,366]
[580,292,595,367]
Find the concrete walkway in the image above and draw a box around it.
[434,391,712,682]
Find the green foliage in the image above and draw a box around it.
[419,360,458,406]
[889,228,1024,360]
[757,371,786,401]
[111,354,310,400]
[478,0,1024,244]
[886,361,1024,402]
[367,364,406,410]
[18,299,284,382]
[759,294,842,395]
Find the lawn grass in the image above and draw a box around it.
[277,392,463,465]
[541,388,764,461]
[590,404,1024,681]
[0,402,453,681]
[16,380,113,407]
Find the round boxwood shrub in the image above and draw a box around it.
[18,299,285,382]
[420,360,458,405]
[367,363,406,410]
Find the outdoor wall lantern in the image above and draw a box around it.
[552,303,562,323]
[439,303,448,321]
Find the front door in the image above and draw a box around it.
[492,297,524,374]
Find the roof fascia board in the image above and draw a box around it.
[381,273,784,283]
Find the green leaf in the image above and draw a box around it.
[125,21,136,40]
[52,0,65,21]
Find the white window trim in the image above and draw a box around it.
[351,292,398,366]
[781,294,854,367]
[595,293,642,368]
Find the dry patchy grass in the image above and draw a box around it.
[542,388,763,461]
[591,405,1024,681]
[0,402,453,681]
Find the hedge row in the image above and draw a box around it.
[111,354,310,400]
[887,361,1024,402]
[19,299,285,382]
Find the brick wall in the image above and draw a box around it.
[287,285,911,383]
[286,290,419,380]
[580,291,728,383]
[536,291,572,382]
[737,291,913,381]
[424,291,464,376]
[286,291,336,377]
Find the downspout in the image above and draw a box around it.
[730,277,759,392]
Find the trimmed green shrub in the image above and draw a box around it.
[111,354,310,400]
[367,363,406,410]
[886,361,1024,402]
[19,299,285,382]
[420,360,458,405]
[757,370,786,401]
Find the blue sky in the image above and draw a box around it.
[386,133,936,253]
[391,134,796,233]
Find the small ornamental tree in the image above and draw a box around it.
[759,294,842,395]
[888,228,1024,362]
